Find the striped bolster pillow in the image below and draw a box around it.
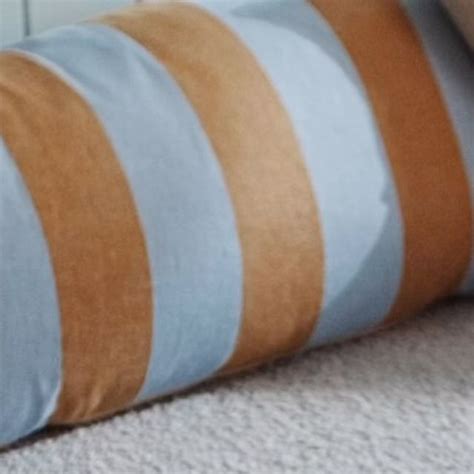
[1,0,473,447]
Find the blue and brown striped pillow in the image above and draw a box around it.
[1,0,473,447]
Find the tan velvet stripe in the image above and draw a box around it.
[100,4,324,371]
[310,0,472,325]
[0,53,153,423]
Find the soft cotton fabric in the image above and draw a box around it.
[1,0,473,447]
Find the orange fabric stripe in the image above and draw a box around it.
[101,4,324,371]
[0,53,153,423]
[310,0,472,325]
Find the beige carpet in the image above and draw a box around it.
[1,300,473,473]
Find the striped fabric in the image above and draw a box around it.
[442,0,474,49]
[0,0,473,447]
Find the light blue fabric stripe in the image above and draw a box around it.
[0,139,62,446]
[402,0,474,295]
[201,0,404,345]
[12,24,243,401]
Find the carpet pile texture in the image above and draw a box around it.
[1,301,473,473]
